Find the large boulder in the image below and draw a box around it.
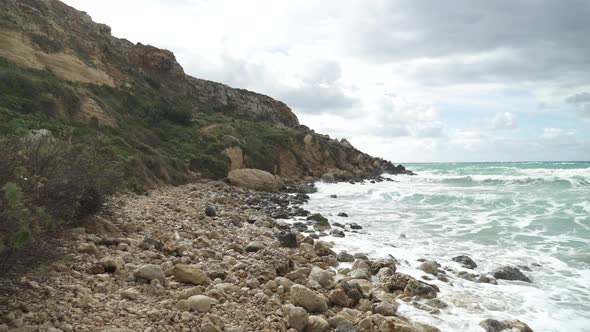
[290,284,329,312]
[452,255,477,269]
[491,266,531,283]
[227,168,282,192]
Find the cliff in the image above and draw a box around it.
[0,0,410,187]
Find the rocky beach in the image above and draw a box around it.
[0,175,535,332]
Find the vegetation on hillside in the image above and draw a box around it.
[0,56,299,253]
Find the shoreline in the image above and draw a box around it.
[0,179,532,332]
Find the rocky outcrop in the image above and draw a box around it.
[227,168,283,192]
[492,266,532,283]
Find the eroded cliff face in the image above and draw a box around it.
[0,0,298,128]
[0,0,409,182]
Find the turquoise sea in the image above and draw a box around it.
[303,162,590,332]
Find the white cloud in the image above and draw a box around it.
[542,128,576,139]
[489,112,516,130]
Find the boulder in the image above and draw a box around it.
[187,295,218,312]
[305,316,330,332]
[276,231,298,248]
[337,251,355,263]
[330,229,345,237]
[479,319,533,332]
[284,304,308,332]
[373,301,398,316]
[418,260,439,276]
[452,255,477,269]
[205,205,217,217]
[134,264,165,283]
[309,267,334,288]
[290,284,329,312]
[492,266,531,283]
[245,241,265,253]
[227,168,282,192]
[172,264,210,285]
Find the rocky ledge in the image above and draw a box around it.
[0,180,532,332]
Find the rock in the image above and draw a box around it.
[349,223,362,230]
[205,205,217,217]
[321,173,335,183]
[307,213,328,223]
[349,268,371,280]
[370,258,397,275]
[328,288,350,307]
[383,273,413,292]
[479,319,533,332]
[335,325,358,332]
[309,267,334,288]
[187,295,218,312]
[477,275,498,285]
[418,260,439,276]
[492,266,532,283]
[100,256,124,274]
[373,301,398,316]
[201,323,222,332]
[337,251,355,263]
[245,241,265,252]
[452,255,477,269]
[425,299,448,309]
[405,279,439,299]
[82,216,123,238]
[172,264,210,285]
[330,229,345,237]
[284,305,309,332]
[227,168,282,192]
[120,288,140,300]
[353,253,369,260]
[134,264,165,283]
[276,231,298,248]
[305,316,330,332]
[290,284,329,312]
[337,212,349,217]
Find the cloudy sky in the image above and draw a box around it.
[63,0,590,162]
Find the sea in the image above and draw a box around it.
[302,162,590,332]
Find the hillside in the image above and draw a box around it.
[0,0,411,252]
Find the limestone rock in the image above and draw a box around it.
[305,315,330,332]
[290,284,329,313]
[134,264,165,283]
[227,168,282,192]
[172,264,210,285]
[284,304,308,332]
[188,295,218,313]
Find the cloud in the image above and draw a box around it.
[488,112,516,130]
[565,92,590,118]
[542,128,577,139]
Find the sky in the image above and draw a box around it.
[62,0,590,162]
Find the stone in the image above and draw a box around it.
[305,316,330,332]
[284,304,308,332]
[337,251,355,262]
[120,288,140,300]
[418,260,439,276]
[309,267,334,288]
[337,212,349,218]
[370,258,397,275]
[321,173,335,183]
[330,229,345,237]
[187,295,218,313]
[328,288,350,307]
[290,284,329,312]
[405,279,438,299]
[227,168,282,192]
[245,241,265,252]
[425,298,448,309]
[373,301,398,316]
[205,205,217,217]
[100,256,125,274]
[276,231,298,248]
[492,266,532,283]
[452,255,477,269]
[479,319,533,332]
[349,223,362,230]
[134,264,165,283]
[350,268,371,280]
[477,275,498,285]
[172,264,210,285]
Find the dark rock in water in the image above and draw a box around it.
[290,207,311,217]
[337,251,355,262]
[349,180,355,184]
[307,213,328,223]
[337,212,349,218]
[479,319,533,332]
[349,223,363,230]
[318,232,329,237]
[492,266,531,283]
[330,194,338,198]
[452,255,477,269]
[405,279,438,299]
[276,231,298,248]
[333,222,345,228]
[476,275,498,285]
[518,265,532,272]
[457,271,478,281]
[313,219,331,231]
[399,233,407,239]
[330,229,345,238]
[292,222,308,232]
[353,253,369,260]
[370,180,376,184]
[205,205,217,217]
